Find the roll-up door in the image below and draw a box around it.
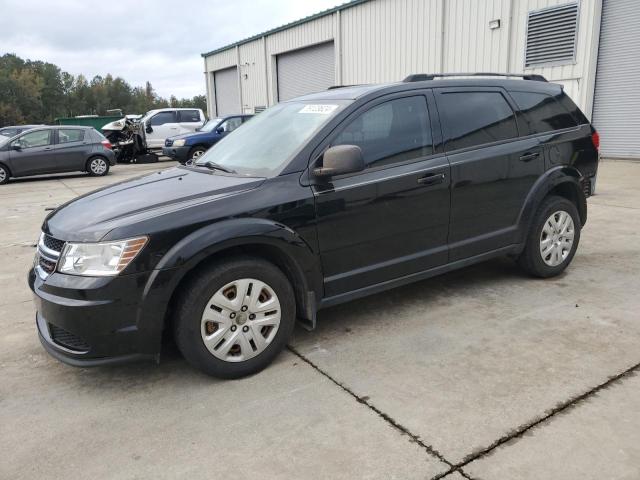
[214,67,240,116]
[592,0,640,158]
[276,42,335,101]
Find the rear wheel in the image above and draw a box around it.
[174,257,296,378]
[87,157,109,176]
[0,164,9,185]
[518,195,581,278]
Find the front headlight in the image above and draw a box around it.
[58,236,148,276]
[173,139,186,147]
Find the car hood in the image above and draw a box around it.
[168,131,216,142]
[43,167,265,241]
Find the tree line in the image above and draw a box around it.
[0,53,207,126]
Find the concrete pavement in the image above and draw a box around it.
[1,159,638,479]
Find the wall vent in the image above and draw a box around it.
[254,106,266,114]
[525,2,579,67]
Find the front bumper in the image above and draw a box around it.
[162,145,191,163]
[29,267,173,367]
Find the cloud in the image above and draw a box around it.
[0,0,343,98]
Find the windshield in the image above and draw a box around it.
[199,118,223,132]
[195,101,348,176]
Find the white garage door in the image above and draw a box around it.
[592,0,640,158]
[214,67,240,116]
[277,42,335,101]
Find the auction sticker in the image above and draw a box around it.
[298,104,338,114]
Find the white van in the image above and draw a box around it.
[139,108,206,149]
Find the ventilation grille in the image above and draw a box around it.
[525,3,579,67]
[254,106,266,114]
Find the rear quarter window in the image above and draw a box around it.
[437,91,518,151]
[509,91,578,134]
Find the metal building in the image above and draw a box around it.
[202,0,639,159]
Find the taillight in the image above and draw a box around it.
[591,130,600,151]
[101,139,113,150]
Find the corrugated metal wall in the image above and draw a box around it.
[592,0,640,158]
[204,0,602,120]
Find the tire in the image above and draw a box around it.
[87,156,110,176]
[518,195,581,278]
[173,256,296,379]
[0,164,9,185]
[185,146,207,164]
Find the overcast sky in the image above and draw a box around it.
[0,0,343,99]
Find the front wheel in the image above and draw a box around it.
[87,157,110,176]
[173,257,296,378]
[0,164,9,185]
[185,146,207,164]
[518,195,581,278]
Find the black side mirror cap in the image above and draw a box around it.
[313,145,365,177]
[216,127,224,134]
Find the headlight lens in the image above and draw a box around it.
[58,236,148,276]
[173,139,186,147]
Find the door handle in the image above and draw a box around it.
[417,172,446,186]
[519,152,540,162]
[44,147,52,151]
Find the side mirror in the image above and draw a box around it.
[313,145,365,178]
[145,123,153,133]
[10,143,21,151]
[215,126,225,134]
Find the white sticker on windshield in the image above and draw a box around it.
[298,104,338,114]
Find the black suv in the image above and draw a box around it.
[29,73,599,378]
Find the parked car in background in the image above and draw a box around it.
[29,73,599,378]
[138,108,206,149]
[0,126,115,184]
[0,125,45,140]
[162,115,253,163]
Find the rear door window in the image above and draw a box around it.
[436,91,518,151]
[58,129,85,144]
[332,95,433,169]
[178,110,201,123]
[509,91,578,134]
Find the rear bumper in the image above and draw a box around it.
[162,146,191,163]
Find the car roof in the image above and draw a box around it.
[292,78,563,102]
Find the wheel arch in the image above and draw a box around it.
[517,166,587,245]
[140,218,322,354]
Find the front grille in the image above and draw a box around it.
[43,234,65,253]
[36,233,64,279]
[165,139,173,147]
[38,256,57,274]
[49,324,90,352]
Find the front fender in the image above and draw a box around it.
[516,166,586,245]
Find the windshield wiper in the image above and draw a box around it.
[198,161,236,174]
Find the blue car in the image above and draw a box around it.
[162,115,252,163]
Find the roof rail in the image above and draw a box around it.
[327,84,363,90]
[403,72,548,82]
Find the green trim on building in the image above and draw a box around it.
[201,0,371,58]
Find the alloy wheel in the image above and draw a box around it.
[90,158,107,175]
[200,278,281,362]
[540,210,575,267]
[0,166,6,183]
[191,149,205,160]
